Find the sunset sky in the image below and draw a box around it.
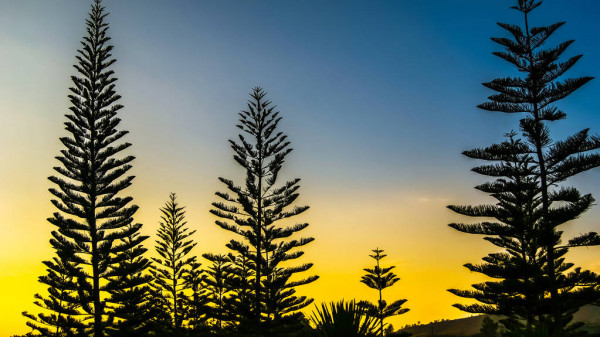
[2,0,600,335]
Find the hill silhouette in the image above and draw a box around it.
[400,305,600,337]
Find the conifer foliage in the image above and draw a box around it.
[104,227,155,337]
[23,250,86,336]
[448,133,547,334]
[151,193,198,330]
[202,253,232,330]
[451,1,600,336]
[23,0,150,336]
[181,261,209,332]
[211,87,318,335]
[359,249,409,337]
[224,253,255,330]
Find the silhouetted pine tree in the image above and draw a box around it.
[23,248,86,336]
[224,253,254,330]
[144,287,173,337]
[104,226,155,337]
[182,261,209,333]
[448,133,548,334]
[150,193,198,330]
[24,1,148,336]
[359,248,409,337]
[211,87,318,336]
[457,0,600,335]
[202,253,232,330]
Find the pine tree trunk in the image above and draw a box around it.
[378,260,384,337]
[90,92,103,337]
[523,11,559,336]
[255,95,264,335]
[256,156,263,332]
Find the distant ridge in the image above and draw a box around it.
[399,305,600,337]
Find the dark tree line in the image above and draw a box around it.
[15,0,600,337]
[20,1,316,337]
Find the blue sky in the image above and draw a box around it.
[4,0,600,185]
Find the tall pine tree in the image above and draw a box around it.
[23,0,149,335]
[151,193,198,330]
[454,1,600,335]
[211,87,318,336]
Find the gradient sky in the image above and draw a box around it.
[2,1,600,335]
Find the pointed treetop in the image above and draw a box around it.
[361,249,400,291]
[511,0,542,13]
[369,248,387,261]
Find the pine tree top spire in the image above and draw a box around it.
[368,248,387,261]
[512,0,542,13]
[361,248,398,291]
